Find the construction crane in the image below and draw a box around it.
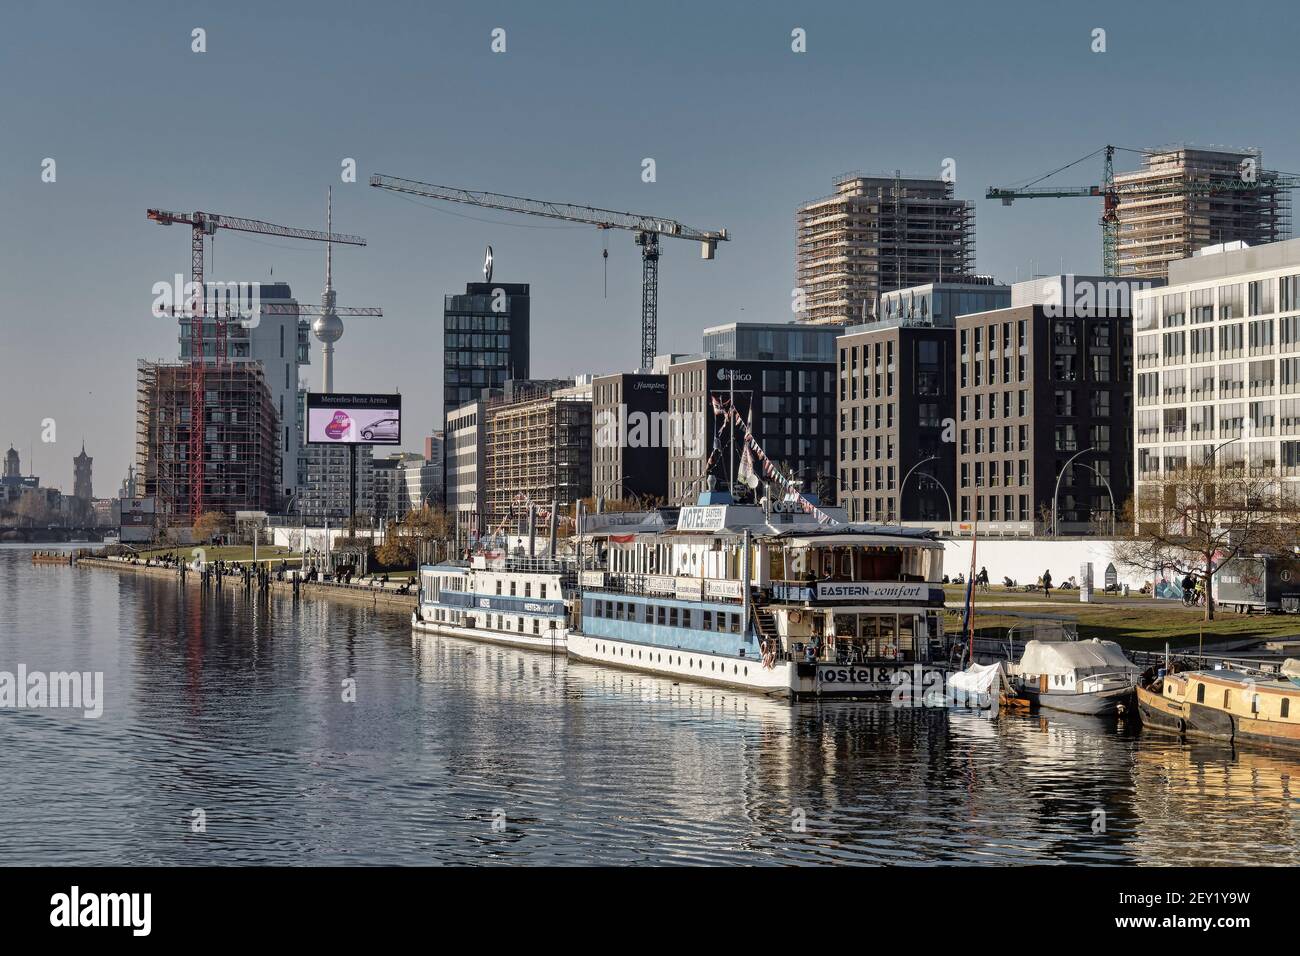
[369,174,730,369]
[987,145,1298,275]
[146,207,366,521]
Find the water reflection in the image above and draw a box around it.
[0,545,1297,865]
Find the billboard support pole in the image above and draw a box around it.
[348,444,357,537]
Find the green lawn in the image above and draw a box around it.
[944,589,1300,649]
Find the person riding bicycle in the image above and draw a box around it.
[1181,572,1202,606]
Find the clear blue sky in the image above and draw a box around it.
[3,0,1299,493]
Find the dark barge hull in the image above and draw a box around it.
[1137,685,1300,749]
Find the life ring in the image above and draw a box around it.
[789,610,803,625]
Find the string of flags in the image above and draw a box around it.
[711,395,836,525]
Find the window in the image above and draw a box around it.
[1249,278,1274,316]
[1196,683,1205,704]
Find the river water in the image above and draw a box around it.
[2,544,1298,866]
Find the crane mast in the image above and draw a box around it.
[369,173,729,369]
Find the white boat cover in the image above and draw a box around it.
[949,661,1008,696]
[1017,639,1138,677]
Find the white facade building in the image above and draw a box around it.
[1133,239,1300,505]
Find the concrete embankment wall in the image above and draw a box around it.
[77,558,417,612]
[942,539,1147,589]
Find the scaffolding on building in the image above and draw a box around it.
[482,386,592,531]
[796,172,976,326]
[1115,148,1292,279]
[136,360,280,528]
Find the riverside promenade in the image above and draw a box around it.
[76,556,419,612]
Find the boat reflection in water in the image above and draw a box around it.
[1129,739,1300,866]
[409,626,1300,865]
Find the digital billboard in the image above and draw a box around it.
[119,496,157,543]
[306,393,402,446]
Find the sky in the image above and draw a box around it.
[3,0,1299,493]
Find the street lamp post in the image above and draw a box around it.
[1075,462,1117,536]
[896,455,954,535]
[1052,446,1100,539]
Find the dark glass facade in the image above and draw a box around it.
[443,282,530,414]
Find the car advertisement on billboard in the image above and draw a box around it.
[306,393,402,446]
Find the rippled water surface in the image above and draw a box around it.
[2,545,1298,865]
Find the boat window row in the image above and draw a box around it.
[771,544,941,584]
[426,606,557,636]
[588,599,743,633]
[1194,681,1292,718]
[591,642,750,677]
[494,579,551,599]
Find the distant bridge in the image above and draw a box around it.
[0,527,109,544]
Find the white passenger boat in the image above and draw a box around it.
[567,487,951,699]
[413,553,572,653]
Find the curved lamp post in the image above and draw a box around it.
[1052,446,1099,538]
[1074,462,1117,536]
[897,454,954,535]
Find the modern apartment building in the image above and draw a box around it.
[796,173,975,326]
[1133,238,1300,510]
[591,372,669,504]
[835,325,958,524]
[446,399,486,540]
[666,323,839,505]
[954,276,1154,535]
[482,380,592,533]
[401,455,443,513]
[1115,147,1290,280]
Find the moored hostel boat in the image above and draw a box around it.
[567,486,951,699]
[1137,662,1300,749]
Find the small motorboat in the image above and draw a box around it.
[1011,639,1139,717]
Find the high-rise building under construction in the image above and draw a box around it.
[135,361,280,524]
[1115,147,1291,279]
[796,173,975,326]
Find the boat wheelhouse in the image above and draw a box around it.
[413,553,573,652]
[567,489,950,698]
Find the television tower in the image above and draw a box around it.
[313,187,346,392]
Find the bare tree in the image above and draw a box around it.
[1112,461,1299,621]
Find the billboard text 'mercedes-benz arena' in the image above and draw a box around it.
[305,392,402,445]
